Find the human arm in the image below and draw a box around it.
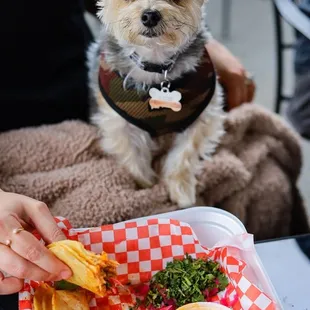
[206,38,256,111]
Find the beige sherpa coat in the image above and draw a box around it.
[0,105,308,240]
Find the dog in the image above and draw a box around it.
[88,0,225,208]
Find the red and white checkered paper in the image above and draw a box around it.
[19,217,277,310]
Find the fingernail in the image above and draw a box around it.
[60,270,72,280]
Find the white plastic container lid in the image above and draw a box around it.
[133,207,247,248]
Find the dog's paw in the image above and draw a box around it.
[166,176,196,208]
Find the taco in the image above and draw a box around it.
[33,284,90,310]
[52,290,90,310]
[48,240,119,297]
[33,284,54,310]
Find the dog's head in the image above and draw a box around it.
[97,0,206,48]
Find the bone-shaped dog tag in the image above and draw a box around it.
[149,87,182,112]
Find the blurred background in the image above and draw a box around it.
[206,0,310,220]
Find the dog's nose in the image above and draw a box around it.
[141,10,161,28]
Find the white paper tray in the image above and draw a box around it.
[126,207,284,309]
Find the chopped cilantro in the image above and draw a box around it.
[136,254,229,309]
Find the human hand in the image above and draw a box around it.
[0,191,72,295]
[206,39,256,111]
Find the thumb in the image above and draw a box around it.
[0,272,24,295]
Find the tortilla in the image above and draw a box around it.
[33,284,54,310]
[33,284,90,310]
[48,240,119,296]
[52,290,90,310]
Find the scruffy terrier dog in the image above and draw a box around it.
[88,0,225,208]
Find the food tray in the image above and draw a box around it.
[126,207,283,309]
[20,207,284,310]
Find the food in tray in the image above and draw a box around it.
[33,284,54,310]
[177,302,231,310]
[34,240,229,310]
[132,254,229,310]
[48,240,119,297]
[52,290,90,310]
[34,239,118,309]
[33,283,90,310]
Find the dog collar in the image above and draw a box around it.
[129,52,179,74]
[98,49,216,137]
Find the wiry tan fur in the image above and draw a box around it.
[89,0,226,208]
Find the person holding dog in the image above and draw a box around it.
[0,0,255,298]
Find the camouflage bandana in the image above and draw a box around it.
[98,50,216,137]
